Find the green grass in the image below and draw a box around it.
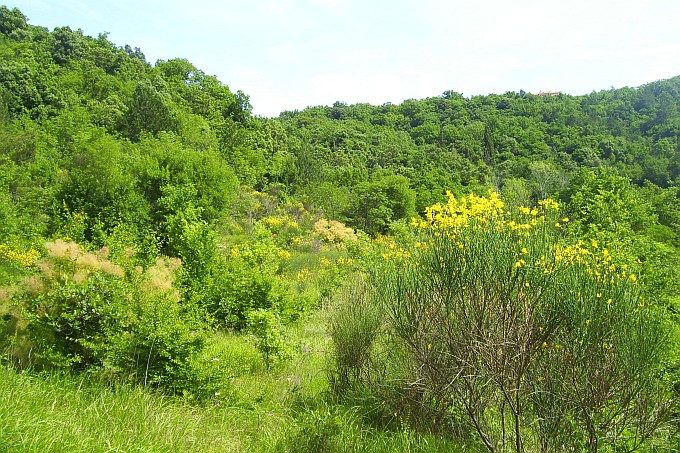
[0,369,245,452]
[0,311,465,452]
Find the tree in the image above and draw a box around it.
[561,168,656,237]
[0,6,27,38]
[53,128,150,242]
[123,79,179,141]
[528,160,562,199]
[52,26,84,64]
[349,174,416,235]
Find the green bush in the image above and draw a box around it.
[9,240,209,392]
[328,275,381,395]
[205,225,295,329]
[171,333,260,404]
[246,308,292,369]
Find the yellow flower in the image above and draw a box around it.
[0,244,41,267]
[538,198,559,210]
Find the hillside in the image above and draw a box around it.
[1,5,680,451]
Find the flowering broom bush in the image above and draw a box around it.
[331,191,672,452]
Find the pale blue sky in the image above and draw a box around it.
[6,0,680,116]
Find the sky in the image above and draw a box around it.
[5,0,680,117]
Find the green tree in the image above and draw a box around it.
[123,79,180,141]
[561,168,656,237]
[0,6,27,39]
[52,128,150,242]
[51,26,84,65]
[349,174,416,235]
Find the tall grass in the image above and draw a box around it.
[0,368,244,452]
[0,310,464,452]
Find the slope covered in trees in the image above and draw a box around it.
[1,5,679,451]
[277,83,680,233]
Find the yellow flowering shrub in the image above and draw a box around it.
[333,191,669,451]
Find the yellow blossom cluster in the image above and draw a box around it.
[504,219,538,236]
[412,191,561,238]
[277,249,291,260]
[318,255,355,270]
[538,198,560,211]
[261,215,300,230]
[413,190,505,230]
[262,216,284,227]
[0,244,41,267]
[336,256,354,266]
[410,191,636,291]
[381,240,412,261]
[295,268,312,282]
[541,241,637,284]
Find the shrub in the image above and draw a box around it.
[205,225,297,329]
[328,275,381,395]
[8,240,209,392]
[332,191,673,451]
[313,219,357,244]
[246,308,292,369]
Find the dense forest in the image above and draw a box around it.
[1,5,680,451]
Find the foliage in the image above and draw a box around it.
[247,308,292,369]
[9,239,209,393]
[328,275,381,396]
[313,219,357,244]
[0,7,679,450]
[348,174,417,235]
[202,225,291,329]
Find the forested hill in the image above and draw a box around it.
[279,80,680,221]
[1,4,679,242]
[3,7,680,449]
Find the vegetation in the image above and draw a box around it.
[0,5,679,451]
[331,193,672,451]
